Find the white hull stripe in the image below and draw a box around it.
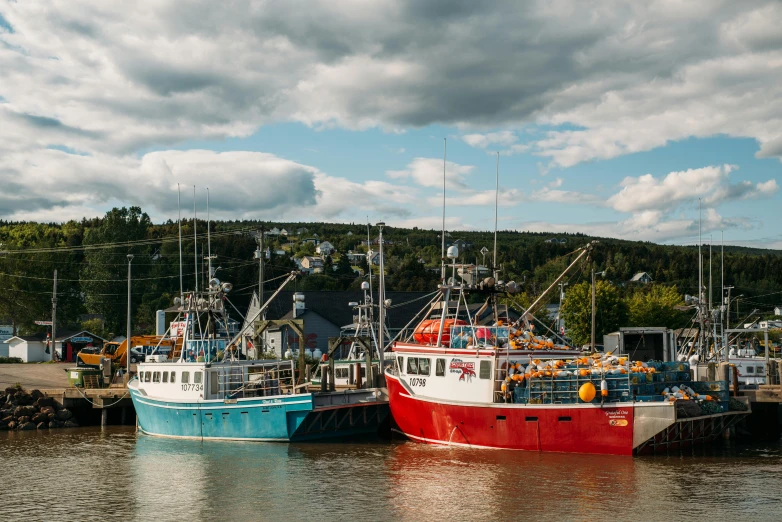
[133,396,312,410]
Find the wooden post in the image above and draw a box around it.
[328,356,336,392]
[101,408,108,427]
[366,349,374,388]
[320,365,327,392]
[305,365,311,382]
[732,365,739,396]
[355,362,363,389]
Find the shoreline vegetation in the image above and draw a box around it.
[0,206,780,345]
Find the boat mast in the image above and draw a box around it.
[698,198,703,356]
[178,184,183,301]
[720,230,728,361]
[492,151,500,323]
[493,151,499,280]
[207,187,212,281]
[441,138,447,284]
[193,186,198,294]
[366,218,373,328]
[377,222,386,369]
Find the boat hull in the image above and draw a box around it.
[386,373,748,455]
[387,373,638,455]
[130,388,388,442]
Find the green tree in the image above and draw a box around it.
[560,281,627,347]
[627,285,687,328]
[80,207,152,333]
[295,242,316,258]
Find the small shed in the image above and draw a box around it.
[5,335,48,362]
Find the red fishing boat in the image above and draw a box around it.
[385,244,750,455]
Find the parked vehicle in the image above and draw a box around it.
[77,335,178,368]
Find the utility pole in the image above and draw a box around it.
[256,228,265,319]
[127,254,134,377]
[51,270,57,362]
[725,286,734,327]
[558,281,568,336]
[591,268,596,352]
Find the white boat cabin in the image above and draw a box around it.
[134,359,297,402]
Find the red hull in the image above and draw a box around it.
[387,373,636,455]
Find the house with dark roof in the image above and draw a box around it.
[261,291,430,356]
[629,272,653,284]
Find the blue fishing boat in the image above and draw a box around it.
[130,358,387,441]
[129,272,388,442]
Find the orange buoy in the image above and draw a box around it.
[579,382,596,402]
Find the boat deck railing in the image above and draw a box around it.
[450,326,510,349]
[219,360,296,399]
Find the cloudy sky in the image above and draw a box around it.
[1,1,780,246]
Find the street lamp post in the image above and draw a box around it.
[127,254,134,379]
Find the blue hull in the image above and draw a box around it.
[130,389,388,441]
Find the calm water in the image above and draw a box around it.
[1,428,781,522]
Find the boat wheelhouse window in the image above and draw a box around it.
[144,372,151,383]
[746,366,755,374]
[757,366,765,374]
[152,372,161,383]
[436,358,446,377]
[335,368,349,379]
[162,371,169,383]
[170,372,176,384]
[418,358,430,376]
[479,360,491,380]
[194,371,203,384]
[397,356,403,374]
[407,357,419,375]
[360,367,366,377]
[182,371,190,384]
[210,372,219,395]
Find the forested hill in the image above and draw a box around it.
[1,207,781,338]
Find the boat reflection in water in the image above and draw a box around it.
[1,427,781,521]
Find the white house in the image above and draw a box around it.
[5,330,107,362]
[280,228,289,236]
[629,272,653,284]
[774,306,782,316]
[316,241,335,255]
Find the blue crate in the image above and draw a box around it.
[632,384,655,395]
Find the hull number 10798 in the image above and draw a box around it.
[410,378,427,387]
